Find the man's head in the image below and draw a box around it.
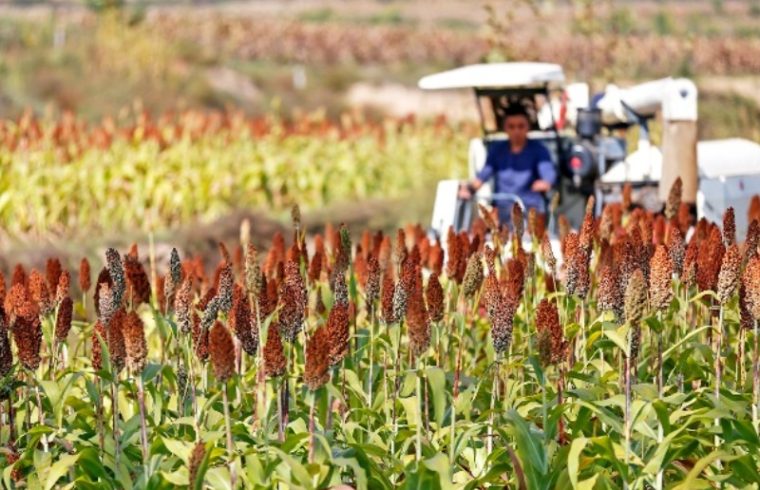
[503,106,531,147]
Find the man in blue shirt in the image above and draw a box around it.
[458,106,557,225]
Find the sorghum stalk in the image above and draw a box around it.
[390,318,404,458]
[97,379,105,457]
[415,355,423,463]
[222,382,237,488]
[449,305,465,466]
[308,391,317,464]
[255,303,265,435]
[487,357,499,460]
[655,310,664,490]
[367,305,375,408]
[624,339,632,490]
[112,377,121,471]
[34,381,48,453]
[138,376,149,467]
[754,319,759,430]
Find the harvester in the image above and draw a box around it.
[420,62,760,239]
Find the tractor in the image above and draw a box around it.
[419,62,760,239]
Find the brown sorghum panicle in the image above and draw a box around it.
[264,322,287,378]
[304,326,331,391]
[745,220,760,262]
[511,203,524,239]
[79,258,92,293]
[407,268,430,356]
[189,442,206,487]
[123,310,147,372]
[0,271,6,309]
[503,258,526,301]
[682,238,699,287]
[649,245,674,311]
[393,228,408,268]
[279,260,307,342]
[536,298,565,366]
[381,271,396,324]
[174,277,193,334]
[29,269,53,316]
[315,286,327,317]
[565,244,590,298]
[192,313,209,362]
[55,296,73,343]
[309,236,325,283]
[541,235,556,274]
[490,296,515,355]
[365,255,381,311]
[667,225,686,277]
[0,327,13,375]
[156,276,167,314]
[94,267,113,317]
[11,264,26,289]
[622,183,632,212]
[259,274,278,320]
[105,248,126,309]
[264,232,285,279]
[742,255,760,320]
[13,315,42,371]
[354,245,368,289]
[665,176,682,220]
[598,263,624,320]
[124,253,152,307]
[230,284,258,356]
[445,227,462,284]
[209,321,235,382]
[740,284,754,331]
[5,283,38,325]
[678,202,691,235]
[98,282,117,329]
[333,224,352,275]
[428,240,444,275]
[723,207,736,246]
[55,270,70,305]
[462,252,483,299]
[579,197,595,253]
[108,308,127,373]
[425,272,444,324]
[215,261,234,314]
[46,258,63,293]
[718,244,742,305]
[624,269,647,325]
[696,226,724,292]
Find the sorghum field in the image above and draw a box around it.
[0,111,466,239]
[3,179,760,489]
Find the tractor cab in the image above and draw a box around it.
[419,62,595,239]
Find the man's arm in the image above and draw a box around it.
[530,144,557,193]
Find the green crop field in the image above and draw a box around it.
[2,187,760,488]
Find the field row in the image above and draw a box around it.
[0,111,467,238]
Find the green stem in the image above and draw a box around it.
[223,382,237,488]
[137,375,149,471]
[415,356,423,463]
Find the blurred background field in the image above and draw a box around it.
[0,0,759,251]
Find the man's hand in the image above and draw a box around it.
[458,182,473,200]
[531,179,552,193]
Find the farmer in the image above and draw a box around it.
[458,105,557,226]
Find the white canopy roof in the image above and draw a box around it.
[698,138,760,179]
[418,62,565,90]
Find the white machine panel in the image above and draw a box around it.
[697,138,760,239]
[430,179,462,238]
